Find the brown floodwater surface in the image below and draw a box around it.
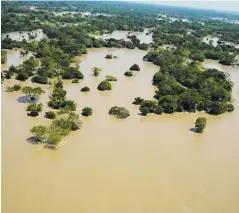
[2,48,239,213]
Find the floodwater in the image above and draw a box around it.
[2,48,239,213]
[1,49,32,71]
[202,35,239,48]
[2,29,48,42]
[92,29,153,44]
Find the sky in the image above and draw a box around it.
[128,1,239,12]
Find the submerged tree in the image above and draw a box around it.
[129,63,140,71]
[97,80,112,91]
[109,106,130,119]
[22,86,45,101]
[194,117,207,133]
[92,67,102,76]
[82,107,93,116]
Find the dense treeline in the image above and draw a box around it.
[142,48,234,115]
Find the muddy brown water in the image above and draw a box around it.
[2,49,239,213]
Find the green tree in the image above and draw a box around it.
[92,67,102,76]
[195,117,207,133]
[31,125,48,142]
[109,106,130,119]
[97,80,112,91]
[82,107,93,116]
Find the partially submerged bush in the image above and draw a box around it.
[109,106,130,119]
[124,71,133,77]
[195,117,207,133]
[45,111,56,119]
[92,67,102,76]
[72,78,79,83]
[82,107,93,116]
[97,80,112,91]
[105,75,117,81]
[105,54,113,59]
[27,103,43,112]
[31,75,48,84]
[6,84,21,92]
[129,64,140,71]
[81,86,90,92]
[132,97,144,105]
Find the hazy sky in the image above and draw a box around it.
[128,1,239,12]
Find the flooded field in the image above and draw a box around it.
[2,48,239,213]
[2,29,48,42]
[92,29,153,44]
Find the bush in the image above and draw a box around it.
[105,75,117,81]
[82,107,93,116]
[5,72,13,79]
[27,111,39,117]
[132,97,144,105]
[31,75,48,84]
[129,64,140,71]
[45,111,56,119]
[72,79,79,83]
[6,84,21,92]
[139,100,158,115]
[195,117,207,133]
[31,125,48,142]
[105,54,113,59]
[92,67,102,76]
[16,72,29,81]
[27,103,43,112]
[109,106,130,119]
[61,67,84,79]
[81,86,90,92]
[124,71,133,77]
[97,80,112,91]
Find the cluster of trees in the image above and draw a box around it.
[109,106,130,119]
[48,80,76,113]
[31,112,82,148]
[6,84,21,92]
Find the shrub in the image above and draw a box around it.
[92,67,102,76]
[105,75,117,81]
[139,100,158,115]
[124,71,133,77]
[195,117,207,133]
[132,97,144,105]
[27,103,43,112]
[97,80,112,91]
[45,111,56,119]
[82,107,93,116]
[61,67,84,79]
[105,54,113,59]
[6,84,21,92]
[27,111,39,117]
[72,79,79,83]
[31,125,48,142]
[31,75,48,84]
[129,64,140,71]
[16,72,29,81]
[81,86,90,92]
[109,106,130,119]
